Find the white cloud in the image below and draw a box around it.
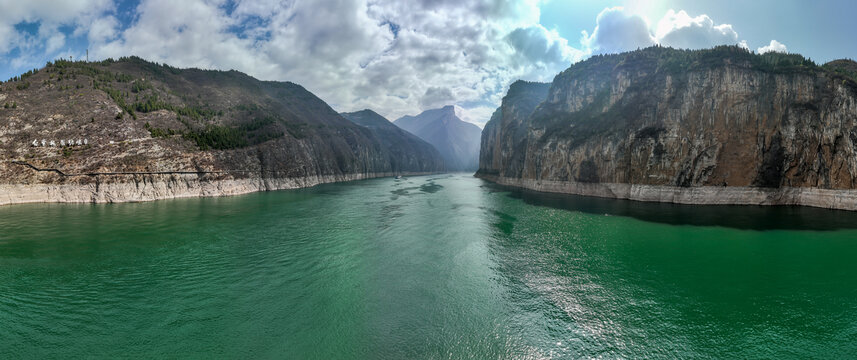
[0,0,114,75]
[0,0,114,52]
[581,7,747,56]
[89,0,570,125]
[455,105,496,128]
[96,0,264,72]
[0,0,113,24]
[88,15,119,44]
[0,23,19,54]
[421,87,456,109]
[0,2,791,128]
[44,33,65,54]
[506,25,582,65]
[757,39,788,54]
[655,10,739,49]
[581,7,655,54]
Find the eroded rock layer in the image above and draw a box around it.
[477,46,857,210]
[0,57,443,204]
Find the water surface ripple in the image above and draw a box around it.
[2,174,857,358]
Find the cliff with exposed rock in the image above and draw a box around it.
[0,57,443,205]
[477,46,857,210]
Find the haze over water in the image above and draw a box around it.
[2,174,856,358]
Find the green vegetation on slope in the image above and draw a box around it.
[823,59,857,83]
[530,45,857,150]
[562,45,822,80]
[182,125,248,150]
[133,94,221,120]
[30,57,289,150]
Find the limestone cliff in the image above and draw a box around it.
[0,57,442,205]
[479,81,550,178]
[477,46,857,210]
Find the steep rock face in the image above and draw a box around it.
[0,57,440,204]
[478,47,857,210]
[394,105,482,171]
[478,80,550,177]
[340,109,445,172]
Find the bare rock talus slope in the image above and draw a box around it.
[0,57,443,204]
[394,106,482,172]
[477,46,857,210]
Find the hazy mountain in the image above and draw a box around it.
[393,105,482,171]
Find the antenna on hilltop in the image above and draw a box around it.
[86,49,89,62]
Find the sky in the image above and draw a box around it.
[1,0,855,127]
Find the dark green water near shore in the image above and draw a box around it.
[2,174,857,358]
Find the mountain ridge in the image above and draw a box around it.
[477,46,857,211]
[0,56,443,204]
[340,109,446,172]
[393,105,481,171]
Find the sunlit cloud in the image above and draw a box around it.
[757,39,788,54]
[0,1,796,126]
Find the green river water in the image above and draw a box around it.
[1,174,856,358]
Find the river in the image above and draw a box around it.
[2,174,856,358]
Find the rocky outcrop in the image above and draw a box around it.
[0,57,443,205]
[477,46,857,210]
[394,105,482,171]
[479,81,550,177]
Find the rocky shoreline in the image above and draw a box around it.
[1,171,434,206]
[476,174,857,211]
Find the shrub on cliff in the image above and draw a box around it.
[131,80,152,93]
[183,125,248,150]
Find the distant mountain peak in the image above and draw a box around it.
[393,106,482,172]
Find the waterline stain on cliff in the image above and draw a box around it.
[496,182,857,231]
[478,47,857,210]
